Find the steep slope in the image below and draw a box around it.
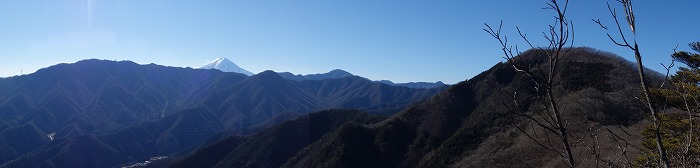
[281,47,655,168]
[202,70,318,128]
[199,58,254,76]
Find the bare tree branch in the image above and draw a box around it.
[485,0,576,167]
[596,0,671,166]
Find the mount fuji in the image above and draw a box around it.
[200,58,255,76]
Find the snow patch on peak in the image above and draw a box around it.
[200,58,254,76]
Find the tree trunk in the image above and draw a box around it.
[547,89,576,167]
[633,44,671,167]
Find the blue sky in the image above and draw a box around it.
[0,0,698,84]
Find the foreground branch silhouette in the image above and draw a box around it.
[485,0,577,167]
[594,0,670,167]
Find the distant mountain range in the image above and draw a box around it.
[378,80,446,89]
[278,69,446,89]
[199,58,447,89]
[0,59,445,168]
[277,69,354,81]
[278,70,447,89]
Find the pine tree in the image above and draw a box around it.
[671,42,700,96]
[640,42,700,167]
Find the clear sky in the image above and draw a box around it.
[0,0,698,84]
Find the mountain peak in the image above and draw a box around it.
[257,70,279,76]
[329,69,348,73]
[301,69,354,80]
[327,69,352,76]
[250,70,287,82]
[200,58,254,76]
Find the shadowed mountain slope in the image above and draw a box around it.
[166,109,385,168]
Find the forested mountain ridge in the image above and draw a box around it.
[0,59,444,168]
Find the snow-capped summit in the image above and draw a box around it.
[200,58,254,76]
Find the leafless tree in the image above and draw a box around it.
[484,0,577,167]
[593,0,670,167]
